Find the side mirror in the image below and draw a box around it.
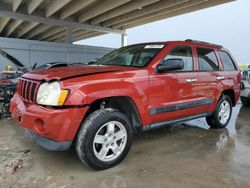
[156,58,184,73]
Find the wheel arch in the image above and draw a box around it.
[84,96,143,130]
[220,89,236,107]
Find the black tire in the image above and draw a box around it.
[75,108,133,170]
[206,95,232,129]
[241,97,250,106]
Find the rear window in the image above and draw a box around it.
[219,51,237,71]
[197,48,219,71]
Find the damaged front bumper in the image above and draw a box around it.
[10,93,88,151]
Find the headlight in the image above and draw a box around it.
[36,81,69,106]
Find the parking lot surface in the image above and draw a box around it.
[0,103,250,188]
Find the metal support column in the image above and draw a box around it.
[121,31,127,47]
[66,25,73,44]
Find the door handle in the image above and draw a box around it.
[186,78,197,83]
[191,78,198,82]
[216,76,225,80]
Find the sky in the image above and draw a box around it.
[75,0,250,64]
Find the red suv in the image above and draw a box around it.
[10,40,241,169]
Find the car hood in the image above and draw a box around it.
[0,48,26,68]
[22,65,138,81]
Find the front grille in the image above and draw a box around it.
[18,78,40,103]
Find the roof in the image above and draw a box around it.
[0,0,235,43]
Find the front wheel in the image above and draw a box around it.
[75,108,133,170]
[206,95,232,129]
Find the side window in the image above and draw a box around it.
[197,48,219,71]
[218,51,236,71]
[163,46,193,71]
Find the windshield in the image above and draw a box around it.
[96,44,164,67]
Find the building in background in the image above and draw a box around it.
[0,37,112,71]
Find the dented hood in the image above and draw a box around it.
[22,65,137,81]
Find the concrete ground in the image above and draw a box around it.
[0,103,250,188]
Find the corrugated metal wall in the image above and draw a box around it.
[0,37,113,71]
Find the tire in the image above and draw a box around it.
[241,97,250,106]
[75,108,133,170]
[206,95,232,129]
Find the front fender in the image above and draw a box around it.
[63,76,149,124]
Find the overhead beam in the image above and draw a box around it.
[19,0,68,39]
[28,0,43,14]
[102,0,188,27]
[124,0,235,29]
[52,30,99,43]
[5,19,23,36]
[46,0,71,17]
[74,32,104,42]
[90,0,160,25]
[36,27,64,40]
[0,17,10,33]
[0,10,125,34]
[60,0,95,20]
[26,24,51,39]
[113,0,205,28]
[56,31,104,43]
[6,0,41,37]
[0,1,22,35]
[18,22,39,37]
[44,30,66,41]
[13,0,22,11]
[74,30,91,38]
[47,29,89,42]
[78,0,131,23]
[74,29,89,36]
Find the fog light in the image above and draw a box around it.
[18,116,23,122]
[34,119,46,133]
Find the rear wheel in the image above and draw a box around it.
[75,108,133,170]
[241,97,250,106]
[206,95,232,129]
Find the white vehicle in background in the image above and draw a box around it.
[240,68,250,105]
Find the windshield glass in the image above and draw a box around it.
[96,44,164,67]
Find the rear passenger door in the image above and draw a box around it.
[196,47,224,112]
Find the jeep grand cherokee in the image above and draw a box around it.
[10,40,241,169]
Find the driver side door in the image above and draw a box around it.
[148,44,207,124]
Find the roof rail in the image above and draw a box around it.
[185,39,223,48]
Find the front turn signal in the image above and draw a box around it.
[57,90,69,106]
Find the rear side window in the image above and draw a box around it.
[197,48,219,71]
[219,51,236,71]
[163,46,193,71]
